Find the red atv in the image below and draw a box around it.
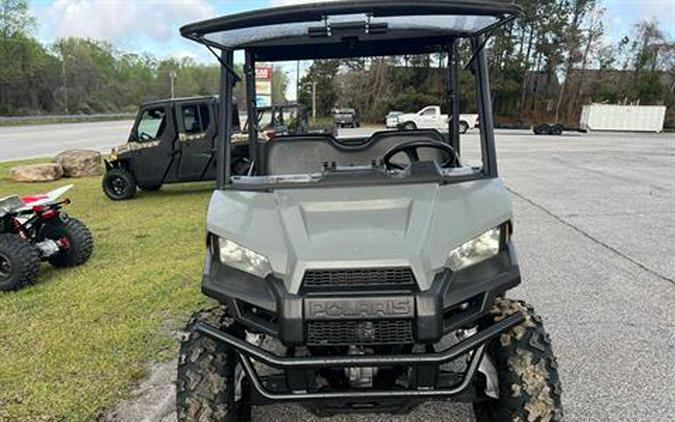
[0,185,93,291]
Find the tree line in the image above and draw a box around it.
[298,0,674,126]
[1,0,673,127]
[0,0,288,116]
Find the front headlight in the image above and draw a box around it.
[447,227,501,272]
[216,237,272,278]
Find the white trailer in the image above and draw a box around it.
[579,104,666,133]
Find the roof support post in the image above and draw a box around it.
[447,38,460,155]
[218,49,235,188]
[245,50,259,174]
[471,35,498,177]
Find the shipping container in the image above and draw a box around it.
[579,104,666,133]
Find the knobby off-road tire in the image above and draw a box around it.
[473,298,563,422]
[102,168,136,200]
[177,307,250,422]
[43,217,94,268]
[0,234,39,291]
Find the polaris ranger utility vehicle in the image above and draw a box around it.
[102,99,318,201]
[177,1,562,421]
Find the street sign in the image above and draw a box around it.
[256,80,272,96]
[256,95,272,107]
[256,65,272,105]
[255,66,271,80]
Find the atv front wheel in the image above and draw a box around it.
[102,168,136,200]
[473,298,563,422]
[0,234,40,291]
[459,121,470,134]
[43,217,94,268]
[177,307,250,422]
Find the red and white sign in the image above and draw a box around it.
[255,66,271,80]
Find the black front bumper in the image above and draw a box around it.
[196,311,523,403]
[200,244,522,406]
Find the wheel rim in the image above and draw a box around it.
[0,252,12,281]
[108,175,127,195]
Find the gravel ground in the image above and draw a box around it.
[102,129,674,422]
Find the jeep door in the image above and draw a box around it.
[130,104,177,186]
[175,101,216,182]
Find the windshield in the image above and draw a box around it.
[136,107,167,142]
[225,47,493,190]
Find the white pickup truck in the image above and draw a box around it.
[396,106,479,134]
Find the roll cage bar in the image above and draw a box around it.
[181,0,521,188]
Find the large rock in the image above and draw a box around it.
[10,163,64,182]
[54,149,102,178]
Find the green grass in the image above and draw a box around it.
[0,160,216,421]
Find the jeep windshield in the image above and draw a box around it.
[181,0,519,190]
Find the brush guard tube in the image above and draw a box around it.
[195,312,523,401]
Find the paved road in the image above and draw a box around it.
[0,120,133,161]
[36,126,671,421]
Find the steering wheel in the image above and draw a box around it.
[382,140,458,170]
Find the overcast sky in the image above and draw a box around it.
[28,0,675,100]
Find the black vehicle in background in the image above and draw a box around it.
[102,98,322,201]
[333,107,360,128]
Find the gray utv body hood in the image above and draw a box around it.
[207,179,512,294]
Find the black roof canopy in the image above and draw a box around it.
[181,0,521,61]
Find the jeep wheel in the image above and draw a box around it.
[459,121,470,134]
[473,298,563,422]
[42,217,94,268]
[0,234,40,291]
[177,307,250,422]
[102,168,136,200]
[403,121,417,130]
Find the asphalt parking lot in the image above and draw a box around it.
[103,128,674,422]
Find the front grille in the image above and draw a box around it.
[306,319,413,346]
[302,268,416,290]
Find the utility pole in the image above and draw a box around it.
[302,81,317,120]
[62,52,68,114]
[169,69,177,98]
[311,81,317,120]
[295,60,300,101]
[305,81,317,120]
